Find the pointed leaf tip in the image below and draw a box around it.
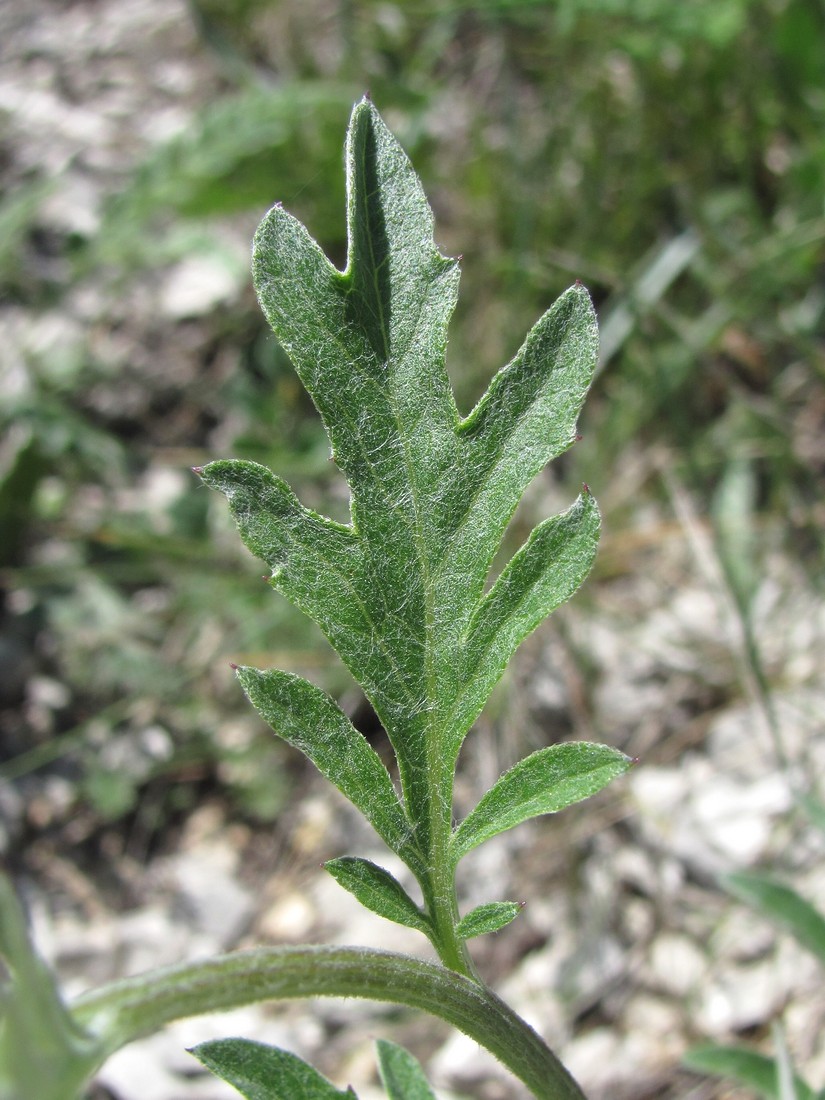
[376,1039,438,1100]
[455,900,523,939]
[192,1039,353,1099]
[325,857,433,939]
[451,742,631,866]
[191,466,204,475]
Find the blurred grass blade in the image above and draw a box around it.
[0,874,104,1100]
[684,1045,816,1100]
[773,1022,799,1100]
[722,871,825,967]
[798,793,825,836]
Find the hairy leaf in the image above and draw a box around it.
[202,98,617,960]
[191,1039,355,1100]
[455,902,523,940]
[324,858,433,938]
[451,743,631,867]
[376,1040,437,1100]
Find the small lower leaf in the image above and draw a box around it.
[376,1039,437,1100]
[236,667,423,877]
[325,857,433,938]
[191,1038,355,1100]
[451,742,630,867]
[455,901,523,940]
[684,1044,816,1100]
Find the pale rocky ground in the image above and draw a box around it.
[2,2,825,1099]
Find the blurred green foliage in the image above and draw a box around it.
[1,0,823,839]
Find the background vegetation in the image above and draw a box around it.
[2,0,823,991]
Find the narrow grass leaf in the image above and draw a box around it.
[375,1039,437,1100]
[684,1045,816,1100]
[191,1039,354,1100]
[723,871,825,967]
[773,1022,799,1100]
[235,667,422,875]
[451,744,630,867]
[455,902,523,940]
[324,858,433,938]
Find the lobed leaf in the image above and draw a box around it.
[455,901,523,940]
[451,743,631,867]
[376,1040,438,1100]
[722,872,825,968]
[206,98,600,776]
[324,858,433,939]
[204,98,619,962]
[191,1039,355,1100]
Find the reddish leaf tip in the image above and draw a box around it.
[582,482,591,494]
[575,433,584,442]
[191,466,204,476]
[575,277,583,286]
[229,662,239,671]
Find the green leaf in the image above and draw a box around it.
[684,1044,816,1100]
[234,667,423,876]
[453,491,599,747]
[203,97,615,970]
[191,1038,355,1100]
[451,743,631,867]
[324,858,433,939]
[773,1022,800,1100]
[722,871,825,967]
[455,901,523,940]
[798,793,825,837]
[376,1039,437,1100]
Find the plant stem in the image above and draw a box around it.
[71,945,587,1100]
[423,745,478,979]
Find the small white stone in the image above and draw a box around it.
[160,254,244,319]
[648,933,707,997]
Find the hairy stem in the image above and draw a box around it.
[71,945,586,1100]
